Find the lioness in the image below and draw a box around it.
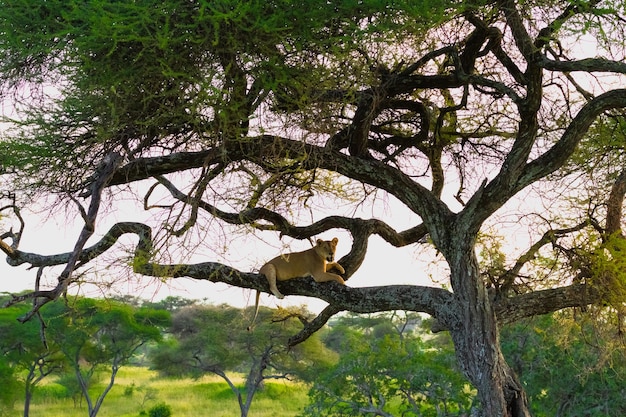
[259,237,346,299]
[248,238,346,330]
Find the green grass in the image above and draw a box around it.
[19,367,309,417]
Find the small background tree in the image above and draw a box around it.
[0,297,65,416]
[44,297,170,417]
[151,304,336,417]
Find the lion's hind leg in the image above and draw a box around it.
[259,263,285,299]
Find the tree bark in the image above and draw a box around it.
[23,383,32,417]
[446,240,530,417]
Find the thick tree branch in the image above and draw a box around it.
[1,222,152,268]
[495,284,601,325]
[132,254,458,328]
[521,89,626,187]
[470,89,626,231]
[2,219,454,327]
[534,0,603,51]
[105,149,227,189]
[499,0,537,61]
[107,135,450,234]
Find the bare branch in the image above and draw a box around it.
[0,196,24,255]
[498,221,591,296]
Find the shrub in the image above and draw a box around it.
[148,403,172,417]
[35,383,68,400]
[124,383,135,397]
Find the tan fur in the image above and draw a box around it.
[259,237,345,299]
[248,238,345,330]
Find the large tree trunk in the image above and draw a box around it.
[447,244,530,417]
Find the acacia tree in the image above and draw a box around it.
[0,300,65,417]
[44,297,170,417]
[151,304,335,417]
[1,1,626,415]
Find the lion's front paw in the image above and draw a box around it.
[328,262,345,275]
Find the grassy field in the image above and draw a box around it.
[18,367,309,417]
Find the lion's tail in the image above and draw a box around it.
[247,289,261,331]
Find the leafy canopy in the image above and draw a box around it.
[0,0,449,193]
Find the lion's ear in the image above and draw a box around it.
[331,237,338,244]
[316,239,324,245]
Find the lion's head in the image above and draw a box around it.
[315,238,339,262]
